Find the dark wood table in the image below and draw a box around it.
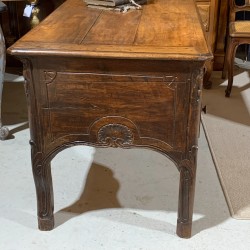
[8,0,212,238]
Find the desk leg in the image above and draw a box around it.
[0,25,9,140]
[176,154,197,238]
[32,159,54,230]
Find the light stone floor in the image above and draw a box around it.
[0,72,250,250]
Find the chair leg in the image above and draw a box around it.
[0,24,9,140]
[222,30,230,80]
[225,39,239,97]
[222,46,228,80]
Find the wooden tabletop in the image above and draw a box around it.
[8,0,213,61]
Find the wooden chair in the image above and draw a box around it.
[222,0,250,97]
[0,1,9,140]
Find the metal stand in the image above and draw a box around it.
[0,17,9,140]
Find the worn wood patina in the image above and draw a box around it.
[8,0,212,238]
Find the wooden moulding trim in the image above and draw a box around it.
[7,43,213,61]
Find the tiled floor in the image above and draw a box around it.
[0,72,250,249]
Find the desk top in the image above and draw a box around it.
[8,0,212,61]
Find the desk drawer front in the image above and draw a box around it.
[42,72,189,150]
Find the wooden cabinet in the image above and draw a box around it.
[196,0,218,50]
[195,0,228,71]
[213,0,228,70]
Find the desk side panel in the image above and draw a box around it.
[30,57,192,155]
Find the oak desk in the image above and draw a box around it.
[8,0,212,238]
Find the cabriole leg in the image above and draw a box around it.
[32,159,54,230]
[176,161,196,238]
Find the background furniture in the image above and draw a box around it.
[195,0,218,86]
[1,0,65,68]
[0,0,65,140]
[0,1,9,140]
[222,0,250,97]
[195,0,229,87]
[0,0,32,140]
[8,0,212,238]
[213,0,230,70]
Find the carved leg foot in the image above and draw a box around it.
[38,216,54,231]
[177,220,192,238]
[176,162,196,238]
[32,161,54,231]
[225,89,231,98]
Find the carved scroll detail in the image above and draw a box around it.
[196,68,203,102]
[21,58,32,104]
[29,139,42,176]
[191,68,204,104]
[164,76,178,89]
[44,71,57,84]
[98,123,134,147]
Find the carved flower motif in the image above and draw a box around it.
[98,124,134,147]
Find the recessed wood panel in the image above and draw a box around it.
[45,72,188,147]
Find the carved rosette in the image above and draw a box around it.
[98,124,134,148]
